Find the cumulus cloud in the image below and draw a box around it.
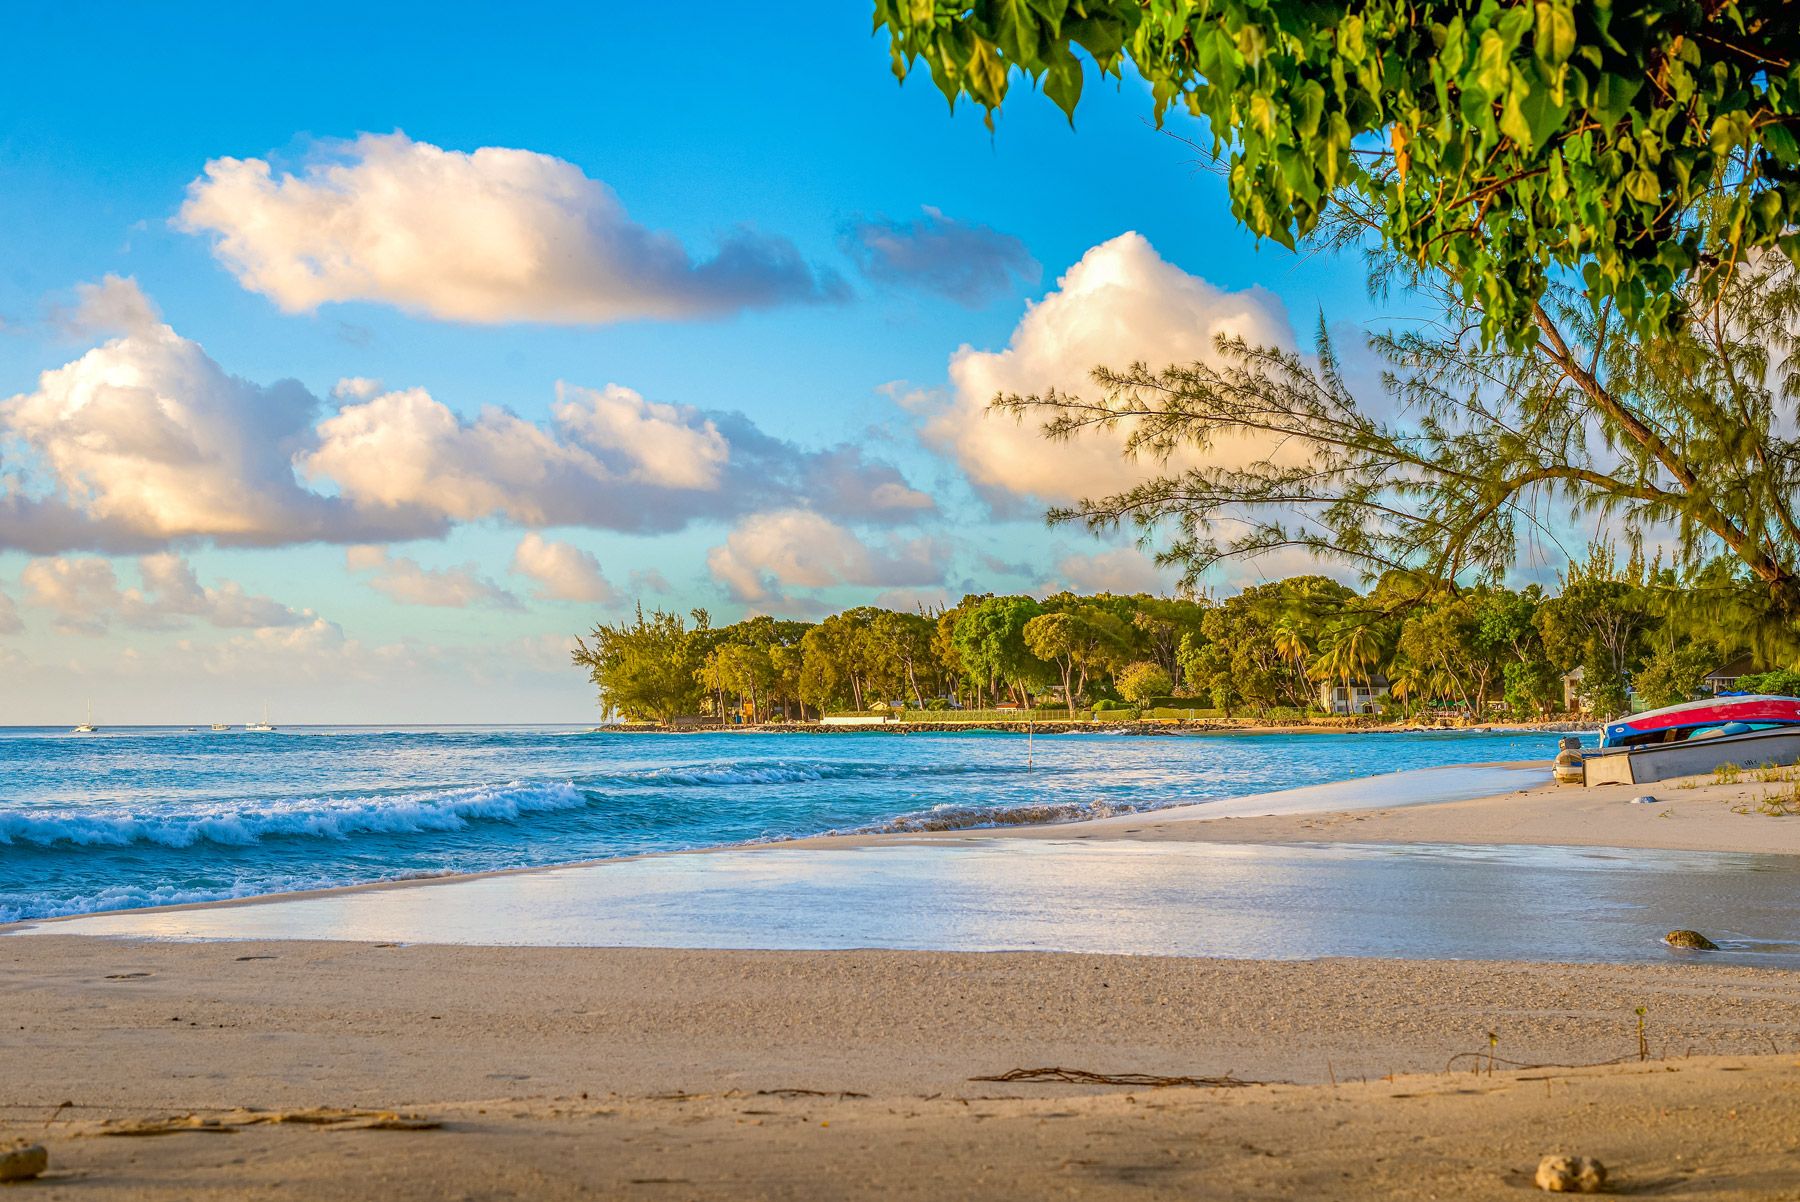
[840,206,1039,306]
[0,587,21,635]
[332,376,383,401]
[179,132,846,324]
[510,533,616,603]
[913,232,1293,507]
[2,284,932,552]
[0,306,398,551]
[706,509,948,603]
[303,381,930,534]
[346,545,522,610]
[19,558,116,635]
[19,553,310,635]
[51,274,162,338]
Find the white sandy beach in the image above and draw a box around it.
[10,760,1800,1198]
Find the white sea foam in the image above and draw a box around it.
[0,877,344,924]
[0,780,589,850]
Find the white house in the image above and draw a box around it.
[1562,665,1586,711]
[1318,677,1388,715]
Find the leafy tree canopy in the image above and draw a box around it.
[872,0,1800,343]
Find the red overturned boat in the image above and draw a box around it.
[1585,694,1800,786]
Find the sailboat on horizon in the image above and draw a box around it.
[245,702,275,733]
[72,700,97,735]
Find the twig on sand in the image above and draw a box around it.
[969,1067,1260,1089]
[1444,1051,1638,1074]
[754,1089,870,1099]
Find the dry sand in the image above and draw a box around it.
[6,937,1800,1199]
[12,763,1800,1198]
[1075,771,1800,856]
[786,767,1800,858]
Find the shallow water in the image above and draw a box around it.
[31,838,1800,968]
[0,725,1571,920]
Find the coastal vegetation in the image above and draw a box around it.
[870,5,1800,611]
[873,1,1800,345]
[573,544,1769,724]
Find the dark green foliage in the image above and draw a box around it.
[872,0,1800,344]
[574,555,1768,721]
[1736,669,1800,697]
[573,605,711,723]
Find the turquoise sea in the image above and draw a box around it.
[0,726,1570,922]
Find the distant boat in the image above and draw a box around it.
[210,723,231,731]
[245,702,275,733]
[72,700,98,735]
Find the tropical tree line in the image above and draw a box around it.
[573,545,1784,724]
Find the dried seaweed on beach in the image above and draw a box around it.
[970,1067,1258,1089]
[83,1108,441,1137]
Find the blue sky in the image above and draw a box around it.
[0,2,1389,724]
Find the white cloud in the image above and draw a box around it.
[1,307,379,550]
[52,274,162,338]
[550,383,729,489]
[19,558,117,635]
[706,509,948,603]
[2,283,931,552]
[510,533,616,603]
[332,376,383,401]
[19,553,309,635]
[0,587,20,635]
[917,232,1293,506]
[346,545,522,610]
[178,131,845,324]
[1040,547,1175,596]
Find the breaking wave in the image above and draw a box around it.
[0,781,590,850]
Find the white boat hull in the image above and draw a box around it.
[1584,726,1800,786]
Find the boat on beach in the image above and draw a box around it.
[1583,694,1800,785]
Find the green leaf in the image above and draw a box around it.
[1043,43,1084,116]
[1533,1,1575,67]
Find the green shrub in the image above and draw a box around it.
[1737,669,1800,698]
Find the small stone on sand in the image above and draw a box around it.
[1665,929,1719,950]
[0,1141,47,1182]
[1534,1154,1606,1193]
[1630,795,1659,805]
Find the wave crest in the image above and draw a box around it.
[0,781,589,850]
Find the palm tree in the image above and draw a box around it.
[1272,622,1311,671]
